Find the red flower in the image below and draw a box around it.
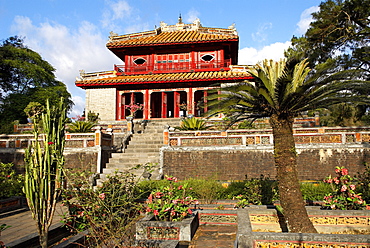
[98,193,106,200]
[48,141,54,145]
[341,168,348,175]
[155,192,162,198]
[153,210,159,216]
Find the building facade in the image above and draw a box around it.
[75,17,252,121]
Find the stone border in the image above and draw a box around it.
[136,211,199,242]
[236,207,370,248]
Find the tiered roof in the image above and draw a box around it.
[107,18,238,48]
[76,70,252,88]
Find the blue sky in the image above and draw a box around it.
[0,0,322,116]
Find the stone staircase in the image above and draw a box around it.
[97,119,180,185]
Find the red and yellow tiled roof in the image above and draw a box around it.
[75,70,252,87]
[107,30,238,48]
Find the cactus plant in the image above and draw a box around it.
[24,98,67,248]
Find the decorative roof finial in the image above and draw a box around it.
[178,13,183,24]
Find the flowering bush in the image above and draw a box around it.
[0,162,24,199]
[145,176,198,221]
[124,103,143,117]
[323,166,367,210]
[62,170,142,246]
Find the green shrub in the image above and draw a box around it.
[177,117,207,130]
[62,170,142,247]
[138,177,225,203]
[300,181,332,201]
[222,181,246,199]
[229,175,278,207]
[67,121,95,133]
[184,177,226,203]
[0,162,24,199]
[357,163,370,202]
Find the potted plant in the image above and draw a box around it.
[124,103,143,119]
[136,176,199,242]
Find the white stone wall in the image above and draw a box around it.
[86,88,116,121]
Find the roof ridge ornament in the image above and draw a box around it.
[178,14,183,24]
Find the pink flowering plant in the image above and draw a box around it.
[323,166,367,210]
[125,103,143,117]
[145,175,199,221]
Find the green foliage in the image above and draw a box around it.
[323,166,367,210]
[177,117,207,130]
[62,170,142,247]
[0,37,73,134]
[300,182,332,201]
[319,103,362,127]
[87,111,99,122]
[0,162,24,199]
[356,163,370,202]
[68,121,95,133]
[232,176,278,208]
[183,177,226,204]
[24,98,67,248]
[145,176,198,222]
[237,120,256,129]
[24,102,44,119]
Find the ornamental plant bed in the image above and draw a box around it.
[236,206,370,248]
[135,211,199,242]
[0,196,26,213]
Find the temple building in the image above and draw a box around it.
[75,17,252,121]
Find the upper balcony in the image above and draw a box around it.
[114,59,232,75]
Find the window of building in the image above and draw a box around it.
[134,58,146,65]
[201,54,214,62]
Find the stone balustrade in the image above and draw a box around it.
[166,126,370,147]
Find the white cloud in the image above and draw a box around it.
[101,0,133,32]
[238,41,291,65]
[296,6,319,35]
[185,9,200,23]
[11,16,122,117]
[70,95,85,117]
[252,23,273,43]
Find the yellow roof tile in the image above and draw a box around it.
[107,30,238,48]
[76,70,252,87]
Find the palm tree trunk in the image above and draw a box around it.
[270,114,317,233]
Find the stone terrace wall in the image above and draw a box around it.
[161,145,370,181]
[162,127,370,180]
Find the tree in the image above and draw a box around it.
[286,0,369,75]
[0,36,72,133]
[207,58,368,233]
[286,0,370,127]
[24,98,67,248]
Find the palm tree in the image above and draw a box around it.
[208,58,367,233]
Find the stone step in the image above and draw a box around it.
[129,140,163,145]
[109,155,158,162]
[108,158,158,165]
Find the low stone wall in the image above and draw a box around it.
[161,144,370,180]
[136,212,199,242]
[236,207,370,248]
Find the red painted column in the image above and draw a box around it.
[188,88,193,116]
[203,90,208,113]
[174,91,180,118]
[191,51,196,70]
[161,92,167,118]
[116,90,121,120]
[144,89,149,120]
